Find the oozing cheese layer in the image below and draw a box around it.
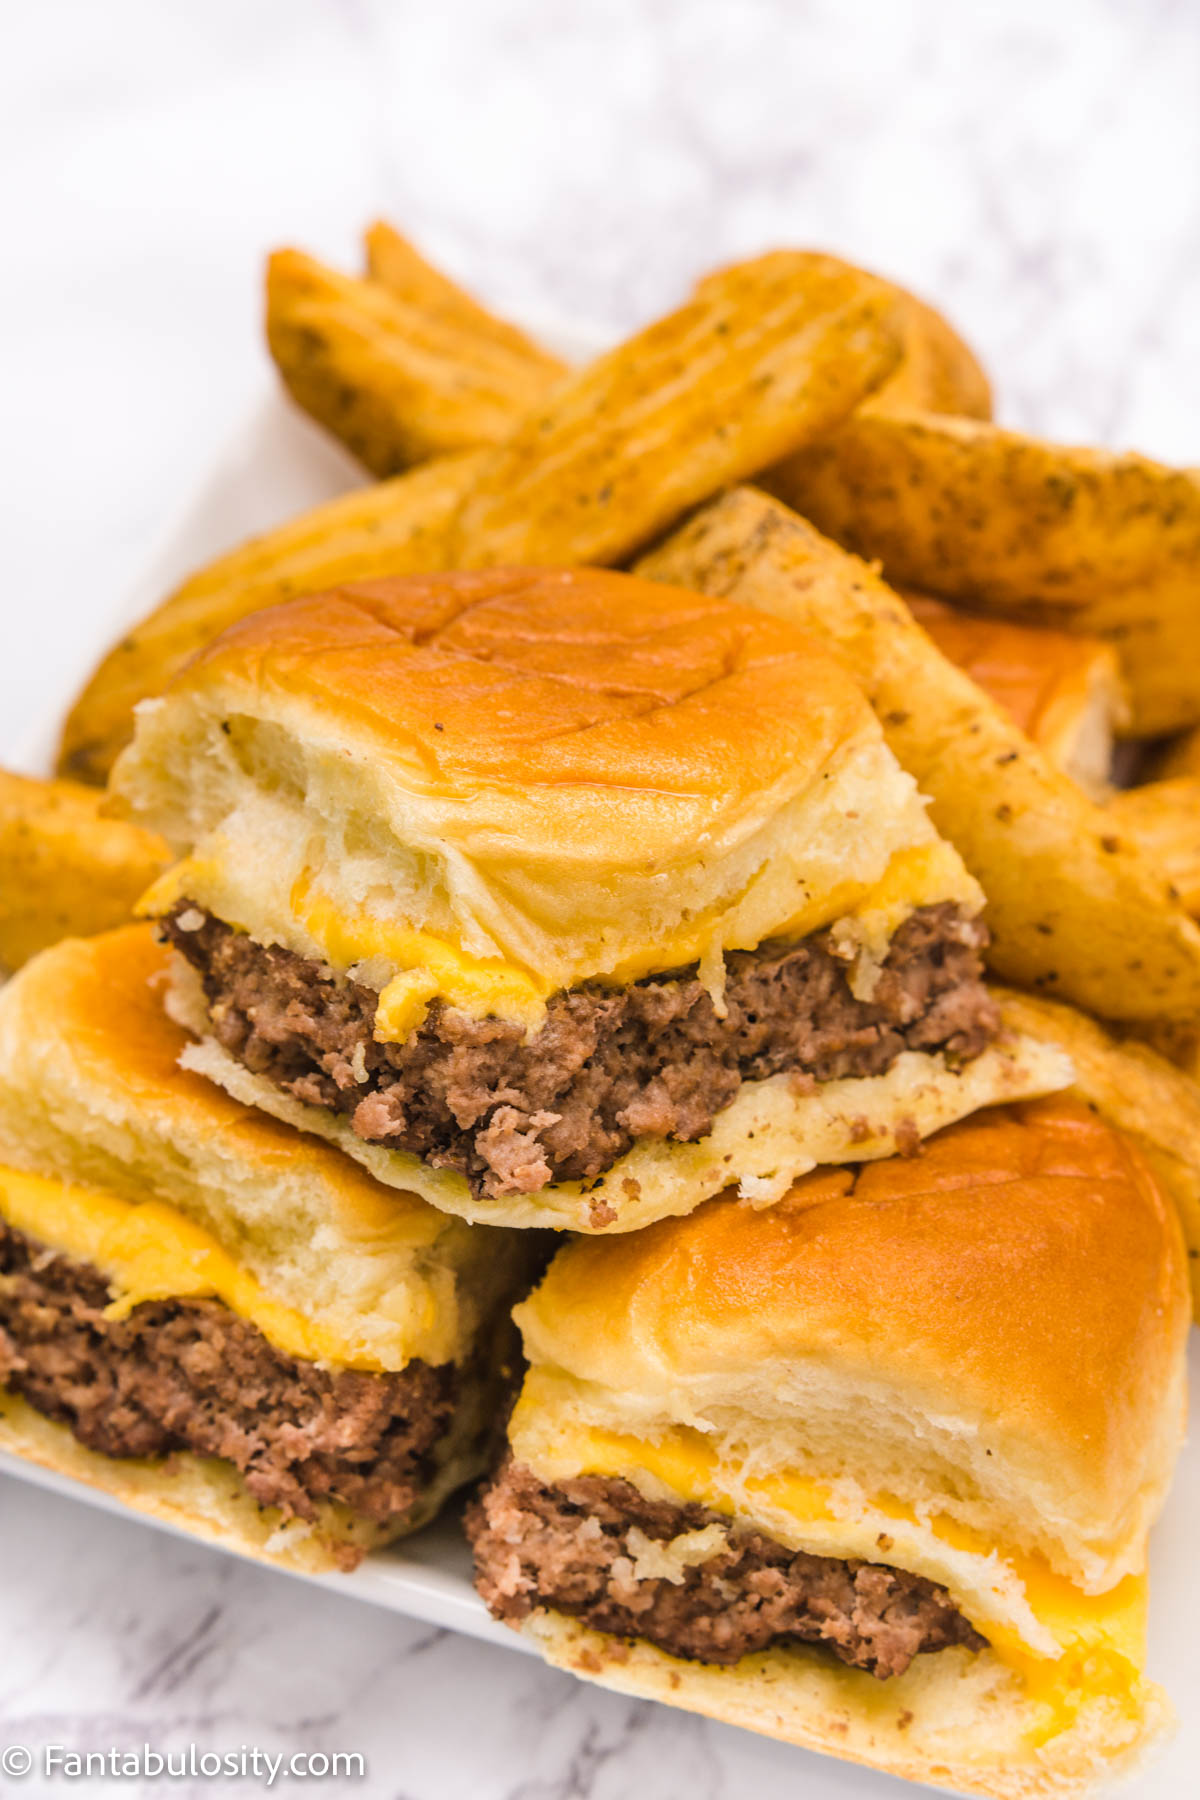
[140,839,974,1045]
[0,1166,404,1371]
[509,1390,1148,1747]
[294,878,553,1041]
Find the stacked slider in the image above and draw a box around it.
[8,557,1190,1797]
[0,926,538,1569]
[109,565,1067,1233]
[4,221,1195,1800]
[469,1099,1190,1794]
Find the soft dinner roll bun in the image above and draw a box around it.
[0,1390,435,1574]
[0,926,533,1371]
[0,927,538,1569]
[518,1613,1171,1800]
[514,1098,1187,1582]
[487,1099,1189,1794]
[109,568,1070,1232]
[172,1005,1071,1235]
[112,567,977,990]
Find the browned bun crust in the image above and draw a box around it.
[517,1097,1190,1564]
[995,984,1200,1315]
[110,564,984,1004]
[0,926,537,1371]
[107,568,1071,1233]
[156,566,874,805]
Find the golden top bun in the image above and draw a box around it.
[174,567,868,796]
[994,985,1200,1316]
[515,1098,1189,1581]
[0,927,533,1369]
[110,567,978,991]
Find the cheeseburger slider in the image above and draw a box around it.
[0,926,537,1571]
[113,567,1068,1232]
[469,1098,1189,1795]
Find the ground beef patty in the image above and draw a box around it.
[0,1221,454,1527]
[165,902,997,1202]
[468,1461,986,1680]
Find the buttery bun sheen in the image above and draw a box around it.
[471,1099,1190,1797]
[113,568,1068,1231]
[0,927,537,1570]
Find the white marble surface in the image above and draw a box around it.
[3,1,1200,1794]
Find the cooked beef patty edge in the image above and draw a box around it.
[467,1459,987,1681]
[165,902,998,1201]
[0,1220,456,1530]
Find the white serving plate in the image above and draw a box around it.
[5,345,1198,1794]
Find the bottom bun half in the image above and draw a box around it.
[175,1025,1071,1234]
[519,1612,1171,1800]
[0,1386,484,1575]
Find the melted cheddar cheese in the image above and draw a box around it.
[142,840,973,1044]
[293,881,553,1040]
[0,1165,392,1371]
[510,1395,1148,1747]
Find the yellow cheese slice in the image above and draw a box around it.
[0,1165,389,1371]
[512,1396,1147,1746]
[293,879,553,1040]
[141,840,969,1042]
